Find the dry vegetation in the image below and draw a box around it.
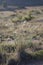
[0,7,43,65]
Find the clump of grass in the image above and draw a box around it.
[32,50,43,60]
[28,42,33,48]
[12,17,20,23]
[21,12,34,21]
[11,11,34,23]
[40,33,43,38]
[31,10,41,15]
[0,44,16,53]
[35,10,41,14]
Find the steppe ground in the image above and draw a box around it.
[0,6,43,65]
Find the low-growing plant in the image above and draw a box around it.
[28,42,33,48]
[0,44,16,53]
[22,14,34,21]
[30,10,41,15]
[12,17,20,23]
[32,50,43,60]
